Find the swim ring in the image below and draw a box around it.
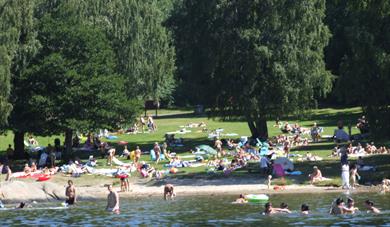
[245,194,269,203]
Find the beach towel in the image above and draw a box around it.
[273,164,285,177]
[112,157,131,167]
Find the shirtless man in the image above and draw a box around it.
[164,184,176,200]
[134,146,141,164]
[65,180,76,205]
[106,185,120,213]
[365,200,380,214]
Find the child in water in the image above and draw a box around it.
[301,204,310,215]
[234,194,248,204]
[365,200,380,214]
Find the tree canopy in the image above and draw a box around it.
[326,0,390,138]
[170,0,333,138]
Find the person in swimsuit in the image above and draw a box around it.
[330,198,354,215]
[234,194,247,204]
[164,184,176,200]
[301,204,310,215]
[154,142,161,164]
[106,185,120,213]
[365,200,380,214]
[345,197,359,214]
[263,202,291,215]
[65,180,76,205]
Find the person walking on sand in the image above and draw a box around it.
[106,185,120,213]
[350,164,360,189]
[164,184,176,200]
[65,180,76,205]
[340,148,350,189]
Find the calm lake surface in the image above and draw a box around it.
[1,192,390,226]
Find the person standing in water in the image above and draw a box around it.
[65,180,76,205]
[164,184,176,200]
[106,185,120,213]
[345,197,359,214]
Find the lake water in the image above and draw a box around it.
[1,192,390,226]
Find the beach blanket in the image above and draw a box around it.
[13,170,43,178]
[112,157,131,167]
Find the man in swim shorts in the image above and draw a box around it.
[164,184,175,200]
[65,180,76,205]
[106,185,120,213]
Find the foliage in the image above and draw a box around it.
[55,0,177,102]
[0,0,38,127]
[23,13,140,134]
[169,0,333,137]
[326,0,390,138]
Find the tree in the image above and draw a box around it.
[0,0,38,128]
[13,11,141,158]
[328,1,390,138]
[167,0,220,106]
[59,0,177,103]
[170,0,332,138]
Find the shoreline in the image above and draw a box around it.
[0,178,381,204]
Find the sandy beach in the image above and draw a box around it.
[0,177,380,203]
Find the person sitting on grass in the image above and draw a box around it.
[381,178,390,193]
[23,164,31,175]
[333,121,350,142]
[309,166,323,185]
[121,146,130,159]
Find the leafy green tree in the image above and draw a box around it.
[328,1,390,138]
[167,0,220,106]
[57,0,176,103]
[0,0,38,128]
[12,11,141,157]
[170,0,332,138]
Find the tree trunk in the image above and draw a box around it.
[247,120,259,138]
[13,131,25,160]
[64,129,73,161]
[246,116,269,140]
[255,118,268,140]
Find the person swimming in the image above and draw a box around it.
[234,194,247,204]
[279,202,291,213]
[365,200,380,214]
[301,204,310,215]
[330,197,355,215]
[345,197,359,214]
[263,202,291,215]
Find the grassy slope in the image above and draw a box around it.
[1,107,389,187]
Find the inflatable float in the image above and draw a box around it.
[245,194,269,203]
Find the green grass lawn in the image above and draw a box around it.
[1,106,390,187]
